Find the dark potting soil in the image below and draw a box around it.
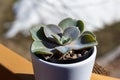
[35,47,94,64]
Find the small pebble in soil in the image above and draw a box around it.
[72,54,77,59]
[77,53,82,57]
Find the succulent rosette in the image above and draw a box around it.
[30,18,98,55]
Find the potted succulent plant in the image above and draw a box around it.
[30,18,98,80]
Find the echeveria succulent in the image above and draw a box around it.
[30,18,98,56]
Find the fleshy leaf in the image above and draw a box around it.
[81,34,97,44]
[63,27,80,42]
[55,46,70,54]
[44,24,62,42]
[66,34,98,50]
[52,35,63,45]
[30,25,49,42]
[58,18,76,30]
[60,36,70,44]
[76,20,84,33]
[30,25,43,41]
[82,31,96,38]
[31,41,58,55]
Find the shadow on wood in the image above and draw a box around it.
[0,64,35,80]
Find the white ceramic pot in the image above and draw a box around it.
[31,46,97,80]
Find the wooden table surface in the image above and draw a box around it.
[0,44,119,80]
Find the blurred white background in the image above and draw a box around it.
[5,0,120,38]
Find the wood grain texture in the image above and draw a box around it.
[93,62,109,76]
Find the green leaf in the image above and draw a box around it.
[30,25,49,42]
[81,34,97,44]
[30,25,43,41]
[76,20,84,33]
[44,24,62,41]
[52,35,63,45]
[31,41,56,55]
[60,36,70,44]
[82,31,96,38]
[55,46,70,54]
[63,27,80,42]
[66,34,98,50]
[58,18,76,30]
[58,18,85,33]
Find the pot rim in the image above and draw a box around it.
[31,46,97,67]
